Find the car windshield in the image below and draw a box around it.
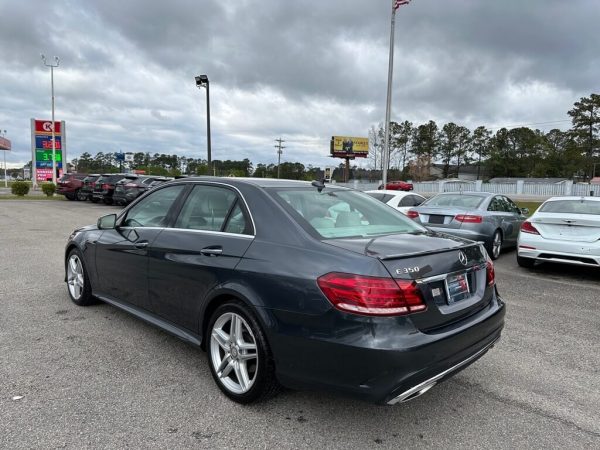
[539,199,600,215]
[269,187,425,239]
[423,194,484,208]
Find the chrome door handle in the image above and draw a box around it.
[201,246,223,256]
[135,241,149,249]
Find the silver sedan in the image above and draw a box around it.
[407,192,528,259]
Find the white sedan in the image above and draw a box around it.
[517,196,600,268]
[365,190,427,214]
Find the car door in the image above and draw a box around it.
[148,183,255,331]
[94,184,186,309]
[502,196,525,244]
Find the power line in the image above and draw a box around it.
[274,138,286,178]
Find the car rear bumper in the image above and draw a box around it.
[269,293,505,404]
[518,234,600,266]
[57,187,78,194]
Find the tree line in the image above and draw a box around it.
[369,93,599,181]
[68,93,599,182]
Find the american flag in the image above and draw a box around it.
[394,0,411,10]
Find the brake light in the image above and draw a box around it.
[520,221,539,235]
[102,183,110,190]
[317,272,426,316]
[486,261,495,286]
[406,210,419,219]
[455,214,483,223]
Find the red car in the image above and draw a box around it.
[57,173,88,200]
[378,180,414,191]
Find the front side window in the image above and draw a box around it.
[270,188,425,239]
[174,185,239,232]
[122,185,184,227]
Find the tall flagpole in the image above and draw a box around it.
[382,0,397,188]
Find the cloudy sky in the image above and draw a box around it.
[0,0,598,169]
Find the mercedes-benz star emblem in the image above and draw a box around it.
[458,251,468,266]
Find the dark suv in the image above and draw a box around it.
[112,176,170,206]
[77,174,101,201]
[57,173,88,200]
[92,174,137,205]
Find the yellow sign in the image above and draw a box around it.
[330,136,369,158]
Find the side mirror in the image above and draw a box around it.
[520,208,529,216]
[97,214,117,230]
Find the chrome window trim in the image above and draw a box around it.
[160,227,255,240]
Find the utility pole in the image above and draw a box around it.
[41,55,60,185]
[275,138,285,178]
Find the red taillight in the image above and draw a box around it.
[486,261,495,286]
[520,221,539,235]
[455,214,483,223]
[406,210,419,219]
[101,183,110,190]
[317,272,426,316]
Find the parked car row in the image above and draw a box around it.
[367,190,600,269]
[57,173,171,206]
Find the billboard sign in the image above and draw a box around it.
[31,119,66,182]
[330,136,369,158]
[0,136,11,151]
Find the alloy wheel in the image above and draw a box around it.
[210,312,258,395]
[492,232,502,259]
[67,254,85,300]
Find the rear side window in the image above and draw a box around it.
[366,193,394,203]
[174,185,248,233]
[539,200,600,215]
[122,185,185,227]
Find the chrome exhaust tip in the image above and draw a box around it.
[387,380,437,405]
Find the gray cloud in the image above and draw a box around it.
[0,0,598,169]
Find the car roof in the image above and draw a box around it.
[544,196,600,202]
[433,191,493,197]
[364,190,421,197]
[175,176,351,190]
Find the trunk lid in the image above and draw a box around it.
[324,232,493,331]
[412,206,471,230]
[531,213,600,242]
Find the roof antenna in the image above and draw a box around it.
[312,179,326,193]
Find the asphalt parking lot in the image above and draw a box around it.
[1,201,598,449]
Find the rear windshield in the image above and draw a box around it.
[539,199,600,215]
[269,187,425,239]
[423,194,484,208]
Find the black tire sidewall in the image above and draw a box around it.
[206,301,273,404]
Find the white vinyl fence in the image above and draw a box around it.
[335,180,600,198]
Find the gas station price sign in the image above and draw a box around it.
[31,119,66,182]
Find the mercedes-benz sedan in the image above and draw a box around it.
[65,178,505,404]
[517,196,600,268]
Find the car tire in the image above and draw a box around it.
[65,193,76,201]
[487,230,503,260]
[77,191,87,201]
[65,249,97,306]
[90,197,100,203]
[207,301,280,404]
[103,197,113,205]
[517,255,536,268]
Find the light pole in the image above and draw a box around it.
[41,54,60,185]
[382,0,412,187]
[195,75,212,170]
[1,130,7,187]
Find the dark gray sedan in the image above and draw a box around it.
[65,178,504,404]
[407,192,528,259]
